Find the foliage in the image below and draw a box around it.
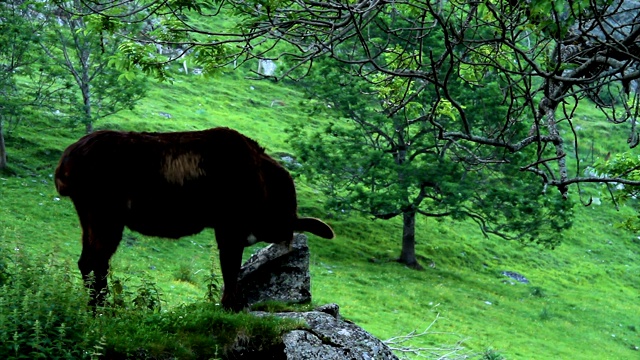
[38,0,148,133]
[94,302,301,359]
[106,274,164,312]
[69,0,640,201]
[482,347,505,360]
[0,249,8,286]
[289,57,573,264]
[0,246,300,360]
[0,248,105,359]
[596,152,640,232]
[0,0,67,170]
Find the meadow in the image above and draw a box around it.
[1,67,639,359]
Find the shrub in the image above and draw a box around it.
[174,263,197,284]
[0,246,9,286]
[0,248,103,359]
[105,274,164,312]
[482,347,505,360]
[0,248,301,359]
[530,286,546,298]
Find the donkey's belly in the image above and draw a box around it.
[124,198,208,239]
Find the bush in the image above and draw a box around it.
[482,348,505,360]
[0,248,104,359]
[174,263,197,284]
[0,248,302,359]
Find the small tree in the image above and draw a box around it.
[0,0,64,171]
[0,0,36,170]
[290,58,571,268]
[39,0,147,134]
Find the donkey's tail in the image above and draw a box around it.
[54,156,72,196]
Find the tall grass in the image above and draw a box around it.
[0,246,300,360]
[0,247,106,359]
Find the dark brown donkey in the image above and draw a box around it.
[55,127,334,311]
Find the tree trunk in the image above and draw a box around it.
[0,121,7,170]
[85,120,93,134]
[398,210,423,270]
[81,82,93,134]
[80,81,93,134]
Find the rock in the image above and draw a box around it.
[315,303,340,319]
[236,306,398,360]
[258,59,277,76]
[502,271,529,284]
[231,234,398,359]
[237,233,311,307]
[280,310,398,360]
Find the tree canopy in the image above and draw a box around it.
[288,54,571,267]
[65,0,640,196]
[0,0,149,172]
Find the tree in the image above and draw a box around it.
[0,0,63,171]
[0,0,38,170]
[289,57,571,267]
[253,0,640,198]
[40,0,147,134]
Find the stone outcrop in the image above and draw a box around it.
[237,233,312,307]
[273,305,398,360]
[229,304,398,360]
[231,234,399,360]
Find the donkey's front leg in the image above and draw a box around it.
[216,235,246,312]
[74,199,124,309]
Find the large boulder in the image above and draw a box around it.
[237,233,312,307]
[230,304,399,360]
[274,306,398,360]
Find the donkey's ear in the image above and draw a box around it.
[295,217,335,239]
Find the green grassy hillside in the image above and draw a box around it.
[1,68,639,359]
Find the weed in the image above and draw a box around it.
[530,286,546,298]
[539,307,553,321]
[482,347,505,360]
[132,279,163,311]
[102,273,163,312]
[0,249,103,359]
[0,247,8,286]
[175,262,199,284]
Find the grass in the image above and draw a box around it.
[0,244,302,359]
[311,211,640,358]
[1,64,640,359]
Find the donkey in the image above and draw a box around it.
[55,127,334,311]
